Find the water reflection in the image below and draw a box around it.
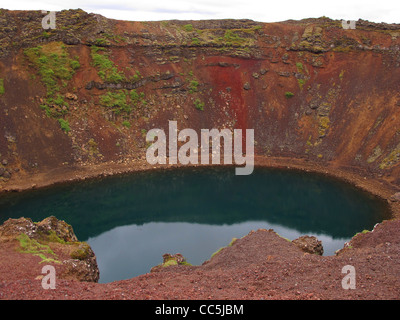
[88,220,349,283]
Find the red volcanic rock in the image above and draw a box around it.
[390,192,400,202]
[292,235,324,255]
[0,217,99,283]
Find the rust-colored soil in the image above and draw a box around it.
[1,219,400,300]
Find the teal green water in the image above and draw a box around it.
[0,166,391,283]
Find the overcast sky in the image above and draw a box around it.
[2,0,400,23]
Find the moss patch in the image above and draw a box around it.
[90,46,125,83]
[194,98,205,111]
[45,230,67,244]
[24,43,79,98]
[379,143,400,169]
[163,259,178,267]
[70,242,91,260]
[318,116,330,137]
[17,233,61,264]
[0,78,4,95]
[100,90,130,115]
[367,146,382,163]
[24,42,79,132]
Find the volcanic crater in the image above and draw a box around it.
[0,9,400,299]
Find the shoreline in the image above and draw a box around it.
[2,155,399,218]
[1,154,400,300]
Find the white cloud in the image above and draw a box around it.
[2,0,400,23]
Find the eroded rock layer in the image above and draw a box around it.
[0,10,399,188]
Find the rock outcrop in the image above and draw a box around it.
[150,253,191,272]
[292,235,324,255]
[0,216,99,282]
[390,192,400,202]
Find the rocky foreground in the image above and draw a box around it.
[0,215,399,300]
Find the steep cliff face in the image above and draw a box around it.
[1,9,400,187]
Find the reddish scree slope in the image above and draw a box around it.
[0,10,399,186]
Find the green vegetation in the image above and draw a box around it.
[0,78,4,95]
[99,88,147,119]
[367,146,382,163]
[295,61,308,89]
[46,230,67,244]
[94,33,127,46]
[42,31,51,39]
[183,24,194,32]
[318,116,330,137]
[163,259,178,267]
[223,29,247,46]
[379,143,400,169]
[129,89,146,106]
[333,46,351,53]
[129,70,142,83]
[229,238,238,246]
[90,46,126,83]
[188,79,199,93]
[39,93,69,118]
[18,228,92,263]
[70,242,92,260]
[153,254,192,270]
[53,94,69,108]
[180,25,259,50]
[122,120,131,128]
[70,59,80,70]
[58,118,71,133]
[164,255,192,266]
[194,98,205,111]
[24,43,79,97]
[191,37,200,45]
[86,138,102,159]
[91,47,112,69]
[24,43,79,132]
[17,233,60,264]
[210,247,224,258]
[129,89,140,101]
[297,79,306,90]
[353,229,370,238]
[296,62,304,72]
[306,135,313,147]
[285,91,294,98]
[100,90,130,115]
[94,37,111,46]
[186,70,201,94]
